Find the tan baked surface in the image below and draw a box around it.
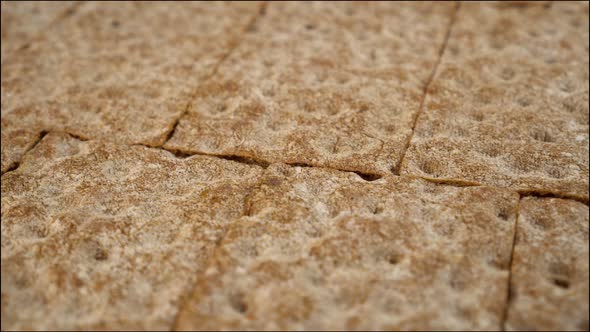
[1,1,261,173]
[506,197,589,331]
[0,1,77,61]
[1,1,588,331]
[1,132,263,330]
[401,2,589,200]
[175,165,519,330]
[164,2,454,175]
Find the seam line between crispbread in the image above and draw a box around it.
[0,131,48,176]
[1,1,85,174]
[155,1,269,149]
[137,143,385,182]
[501,196,522,331]
[167,3,270,330]
[129,144,590,205]
[46,1,87,30]
[517,190,588,206]
[6,128,587,206]
[393,1,460,175]
[401,175,589,205]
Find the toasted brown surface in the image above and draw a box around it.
[0,1,261,173]
[164,2,455,175]
[0,1,76,60]
[0,132,264,330]
[0,116,43,174]
[1,2,589,331]
[175,165,519,330]
[401,2,589,201]
[506,197,589,331]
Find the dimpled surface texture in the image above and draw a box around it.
[1,2,589,331]
[164,2,455,175]
[175,165,520,330]
[0,1,261,173]
[1,133,264,330]
[0,1,77,60]
[401,2,590,201]
[506,197,589,331]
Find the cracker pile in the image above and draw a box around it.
[1,2,588,330]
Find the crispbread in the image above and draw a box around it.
[164,2,455,175]
[401,2,589,200]
[0,2,261,173]
[175,164,519,330]
[0,1,76,61]
[0,132,264,330]
[0,115,43,174]
[1,2,588,330]
[506,197,589,331]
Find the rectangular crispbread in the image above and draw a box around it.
[175,164,519,330]
[401,2,589,201]
[506,197,589,331]
[0,132,264,330]
[164,2,455,175]
[1,2,261,173]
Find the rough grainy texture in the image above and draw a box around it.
[2,2,589,331]
[175,164,519,330]
[401,2,590,201]
[0,1,261,173]
[0,132,264,330]
[0,1,76,61]
[165,2,455,175]
[505,197,589,331]
[0,115,44,174]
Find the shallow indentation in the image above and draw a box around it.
[512,157,533,172]
[229,292,248,314]
[387,253,402,265]
[449,271,467,291]
[487,257,508,270]
[544,57,557,64]
[418,160,439,176]
[497,208,511,221]
[480,145,501,158]
[517,97,531,107]
[354,172,382,182]
[475,87,500,104]
[94,248,108,261]
[472,112,485,122]
[264,176,283,187]
[531,130,554,143]
[499,67,515,80]
[216,103,227,113]
[371,205,384,215]
[532,216,550,230]
[546,167,566,179]
[551,277,570,289]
